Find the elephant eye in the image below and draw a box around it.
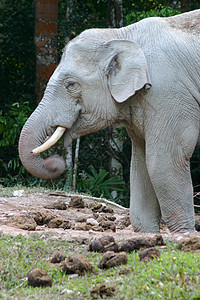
[64,79,81,97]
[65,81,75,89]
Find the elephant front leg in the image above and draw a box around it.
[129,138,161,233]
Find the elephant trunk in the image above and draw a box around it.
[18,109,66,179]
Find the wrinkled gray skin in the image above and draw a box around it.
[19,10,200,233]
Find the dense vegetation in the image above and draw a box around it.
[0,0,199,208]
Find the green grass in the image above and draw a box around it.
[0,185,50,197]
[0,234,199,299]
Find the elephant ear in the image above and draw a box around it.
[104,40,151,103]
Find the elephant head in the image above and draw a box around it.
[19,29,151,179]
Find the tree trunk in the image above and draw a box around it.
[65,144,73,188]
[34,0,58,103]
[107,0,124,200]
[109,127,123,178]
[62,0,80,192]
[72,138,80,192]
[107,0,123,28]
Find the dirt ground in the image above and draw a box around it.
[0,189,199,245]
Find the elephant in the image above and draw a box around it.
[19,10,200,233]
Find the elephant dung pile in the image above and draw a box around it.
[1,193,130,234]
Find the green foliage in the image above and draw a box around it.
[0,0,36,183]
[58,0,107,56]
[77,165,125,201]
[126,4,180,25]
[0,102,31,148]
[0,0,35,111]
[0,102,32,180]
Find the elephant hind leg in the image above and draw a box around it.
[146,150,195,233]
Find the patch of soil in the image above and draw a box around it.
[0,191,199,247]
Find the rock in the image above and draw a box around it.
[44,200,67,210]
[62,254,93,275]
[48,218,71,229]
[60,288,73,295]
[27,268,52,287]
[13,190,24,197]
[8,215,36,231]
[88,236,119,253]
[50,251,66,263]
[119,234,164,253]
[98,251,128,269]
[139,248,161,262]
[68,197,85,208]
[178,237,200,253]
[86,218,99,226]
[195,215,200,231]
[90,283,117,299]
[100,220,116,232]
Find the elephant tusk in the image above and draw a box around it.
[31,126,66,154]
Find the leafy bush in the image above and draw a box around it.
[0,0,36,184]
[126,4,180,25]
[77,165,125,202]
[0,0,35,112]
[0,102,32,180]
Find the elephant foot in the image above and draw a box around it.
[130,217,160,233]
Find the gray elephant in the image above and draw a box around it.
[19,10,200,233]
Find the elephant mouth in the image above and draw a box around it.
[31,126,66,154]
